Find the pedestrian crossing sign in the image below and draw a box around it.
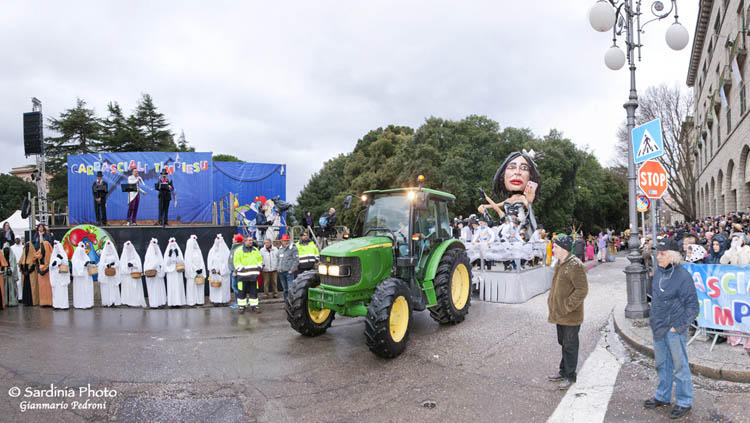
[631,118,663,164]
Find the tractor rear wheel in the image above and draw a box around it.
[364,278,412,358]
[429,247,472,324]
[286,270,335,336]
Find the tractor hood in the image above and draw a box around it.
[321,236,392,257]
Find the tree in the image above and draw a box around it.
[213,154,242,162]
[130,93,177,151]
[101,101,137,152]
[0,174,37,222]
[612,84,696,220]
[45,98,104,201]
[176,130,195,152]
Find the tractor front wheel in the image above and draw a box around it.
[429,247,472,324]
[286,270,335,336]
[364,278,412,358]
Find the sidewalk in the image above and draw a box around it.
[613,301,750,383]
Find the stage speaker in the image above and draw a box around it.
[23,111,44,155]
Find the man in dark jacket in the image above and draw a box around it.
[644,238,699,419]
[92,171,108,226]
[546,235,589,390]
[319,208,337,245]
[573,234,585,262]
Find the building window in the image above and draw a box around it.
[741,85,747,115]
[727,108,732,133]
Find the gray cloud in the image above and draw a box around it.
[0,1,697,201]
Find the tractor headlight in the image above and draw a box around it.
[318,264,328,275]
[327,265,351,277]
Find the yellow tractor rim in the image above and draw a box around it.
[451,263,470,310]
[389,296,409,343]
[308,303,331,324]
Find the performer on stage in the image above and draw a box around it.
[143,238,167,308]
[120,241,147,307]
[49,241,71,310]
[92,171,108,226]
[156,169,174,226]
[126,168,147,226]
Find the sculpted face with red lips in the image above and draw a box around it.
[504,155,531,193]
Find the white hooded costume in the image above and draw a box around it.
[71,242,94,309]
[48,241,71,309]
[163,237,186,306]
[97,240,121,307]
[207,234,231,304]
[143,238,167,308]
[184,235,206,306]
[119,240,147,307]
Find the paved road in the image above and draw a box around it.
[1,257,748,422]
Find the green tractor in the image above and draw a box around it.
[286,183,472,358]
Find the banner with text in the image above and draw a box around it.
[68,152,213,224]
[683,263,750,334]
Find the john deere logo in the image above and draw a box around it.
[326,257,331,263]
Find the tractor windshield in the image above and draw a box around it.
[362,195,410,242]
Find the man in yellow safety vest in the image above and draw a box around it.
[295,232,319,274]
[233,236,263,314]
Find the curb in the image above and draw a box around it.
[612,303,750,383]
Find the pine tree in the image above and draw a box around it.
[176,130,195,152]
[131,93,177,151]
[101,101,137,152]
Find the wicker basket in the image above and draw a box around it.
[87,267,98,276]
[176,263,185,273]
[104,267,117,277]
[130,271,142,279]
[195,276,206,285]
[145,269,157,277]
[209,280,222,288]
[58,264,70,273]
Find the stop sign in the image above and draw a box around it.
[638,160,668,198]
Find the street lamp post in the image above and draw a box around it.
[588,0,688,319]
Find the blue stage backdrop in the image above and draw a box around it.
[212,162,286,210]
[68,152,214,224]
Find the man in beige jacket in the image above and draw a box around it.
[547,235,589,390]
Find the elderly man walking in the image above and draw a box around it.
[546,235,589,390]
[644,238,699,420]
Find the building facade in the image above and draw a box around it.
[688,0,750,218]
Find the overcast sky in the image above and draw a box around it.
[0,1,697,201]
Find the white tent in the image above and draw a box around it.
[1,210,37,241]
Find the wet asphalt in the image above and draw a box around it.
[1,257,748,422]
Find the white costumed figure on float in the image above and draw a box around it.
[163,237,186,307]
[72,242,94,309]
[97,240,121,307]
[143,238,167,308]
[207,234,231,304]
[49,241,71,309]
[184,235,206,306]
[120,240,147,307]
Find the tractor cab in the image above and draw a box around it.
[360,188,455,281]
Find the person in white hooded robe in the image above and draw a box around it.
[163,237,186,307]
[48,241,71,309]
[143,238,167,308]
[184,235,206,306]
[97,240,121,307]
[207,234,231,304]
[72,242,94,309]
[119,240,147,307]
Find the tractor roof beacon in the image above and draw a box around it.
[286,179,472,358]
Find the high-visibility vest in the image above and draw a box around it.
[233,247,263,279]
[296,240,319,267]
